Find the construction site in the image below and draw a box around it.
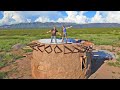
[0,38,118,79]
[27,38,94,79]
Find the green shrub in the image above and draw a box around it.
[0,72,7,79]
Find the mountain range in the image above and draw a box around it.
[0,22,120,29]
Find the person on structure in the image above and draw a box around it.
[61,25,68,43]
[47,26,61,43]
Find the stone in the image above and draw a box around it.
[12,43,25,50]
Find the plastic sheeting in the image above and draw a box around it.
[92,50,116,60]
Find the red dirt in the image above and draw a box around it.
[0,52,33,79]
[89,60,120,79]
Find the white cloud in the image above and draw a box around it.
[105,11,120,23]
[0,11,31,25]
[20,11,62,16]
[62,11,120,24]
[11,12,30,23]
[20,11,63,20]
[90,11,105,23]
[90,11,120,23]
[0,11,62,25]
[35,16,57,23]
[35,16,50,22]
[57,18,64,22]
[57,11,88,24]
[27,19,31,23]
[1,11,120,26]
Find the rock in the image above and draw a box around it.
[12,43,26,50]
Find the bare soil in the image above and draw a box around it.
[0,52,33,79]
[0,45,120,79]
[89,45,120,79]
[89,60,120,79]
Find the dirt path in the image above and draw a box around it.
[89,60,120,79]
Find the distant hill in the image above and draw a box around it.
[0,22,120,29]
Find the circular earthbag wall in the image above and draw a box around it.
[30,40,92,79]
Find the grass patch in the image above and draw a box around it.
[0,53,24,68]
[13,55,24,60]
[108,51,120,67]
[116,52,120,62]
[0,62,6,68]
[0,67,18,79]
[108,61,120,67]
[24,49,33,53]
[0,72,8,79]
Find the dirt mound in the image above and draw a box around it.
[0,52,33,79]
[89,60,120,79]
[11,43,25,50]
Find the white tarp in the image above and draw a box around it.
[38,39,72,44]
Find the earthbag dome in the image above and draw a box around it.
[29,40,93,79]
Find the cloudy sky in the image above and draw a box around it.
[0,11,120,26]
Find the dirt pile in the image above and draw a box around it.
[89,60,120,79]
[0,52,33,79]
[11,43,26,50]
